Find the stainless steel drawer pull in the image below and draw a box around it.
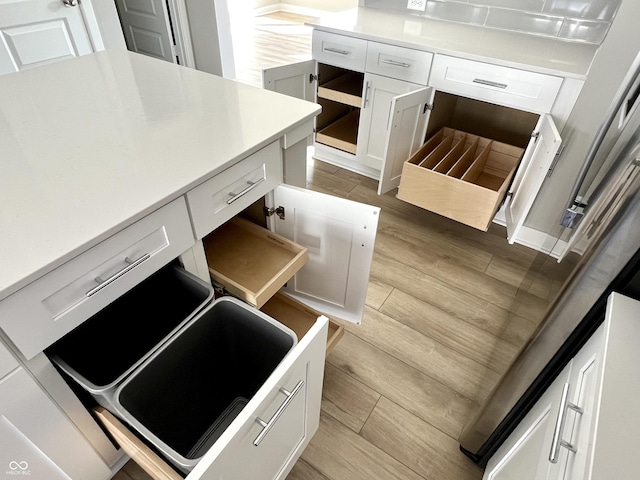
[473,78,508,89]
[253,380,304,446]
[325,47,351,56]
[381,59,411,68]
[549,383,584,463]
[227,177,265,205]
[86,254,151,297]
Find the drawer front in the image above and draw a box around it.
[366,42,432,85]
[312,30,367,72]
[186,141,282,240]
[430,55,563,113]
[0,341,18,379]
[188,316,328,480]
[0,198,195,360]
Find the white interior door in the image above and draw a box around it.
[263,60,316,103]
[115,0,176,63]
[378,85,433,195]
[0,0,95,75]
[505,114,562,244]
[270,184,379,325]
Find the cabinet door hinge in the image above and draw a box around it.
[531,130,540,141]
[546,143,565,178]
[309,73,319,83]
[263,206,286,220]
[424,103,434,114]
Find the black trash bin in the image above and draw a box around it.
[112,296,297,473]
[47,264,213,408]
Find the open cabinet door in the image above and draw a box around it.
[378,86,433,195]
[505,114,561,244]
[269,185,380,324]
[263,60,316,103]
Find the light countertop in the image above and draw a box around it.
[308,8,598,79]
[0,50,320,299]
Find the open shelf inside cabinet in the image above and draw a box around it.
[314,64,363,155]
[202,217,308,309]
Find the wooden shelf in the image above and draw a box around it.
[260,292,344,355]
[315,110,359,154]
[203,217,308,309]
[318,74,363,108]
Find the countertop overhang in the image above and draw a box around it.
[0,50,320,299]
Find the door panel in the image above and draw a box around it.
[505,114,561,244]
[271,185,379,324]
[263,60,316,103]
[356,73,429,174]
[115,0,175,63]
[378,85,433,195]
[0,0,94,75]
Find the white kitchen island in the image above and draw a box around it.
[0,50,382,479]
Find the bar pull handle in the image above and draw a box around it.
[86,254,151,297]
[363,81,371,109]
[381,59,411,68]
[549,383,583,463]
[473,78,508,89]
[324,47,351,56]
[254,380,304,446]
[227,177,265,205]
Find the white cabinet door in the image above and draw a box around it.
[0,368,111,480]
[483,364,572,480]
[269,184,380,325]
[356,73,431,174]
[263,60,316,103]
[504,114,561,244]
[377,84,434,195]
[0,0,97,75]
[186,316,328,480]
[115,0,175,63]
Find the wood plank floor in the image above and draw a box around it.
[113,11,577,480]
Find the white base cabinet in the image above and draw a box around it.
[484,292,640,480]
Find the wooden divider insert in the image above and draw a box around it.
[448,139,479,178]
[434,135,467,173]
[418,133,454,169]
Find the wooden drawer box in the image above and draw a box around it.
[203,217,308,309]
[397,128,523,231]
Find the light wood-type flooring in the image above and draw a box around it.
[113,11,577,480]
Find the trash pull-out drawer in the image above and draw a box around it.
[94,308,329,480]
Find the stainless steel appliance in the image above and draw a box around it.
[459,50,640,465]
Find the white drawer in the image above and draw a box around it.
[366,42,432,85]
[0,341,18,379]
[312,30,367,72]
[0,197,195,360]
[430,55,563,113]
[186,141,282,240]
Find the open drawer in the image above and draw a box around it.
[397,127,524,231]
[94,309,329,480]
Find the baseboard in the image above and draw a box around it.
[511,225,568,258]
[253,4,331,18]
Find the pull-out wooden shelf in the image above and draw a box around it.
[398,127,523,231]
[203,217,308,309]
[261,292,344,356]
[318,73,363,108]
[315,109,359,154]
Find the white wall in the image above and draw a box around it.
[524,0,640,235]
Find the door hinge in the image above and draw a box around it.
[424,103,434,114]
[309,73,319,83]
[531,130,540,141]
[547,143,565,178]
[263,206,286,220]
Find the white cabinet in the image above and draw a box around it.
[484,292,640,480]
[0,365,111,480]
